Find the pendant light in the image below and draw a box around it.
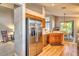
[62,6,67,27]
[63,13,67,28]
[61,7,67,34]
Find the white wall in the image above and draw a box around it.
[0,6,14,27]
[0,6,14,41]
[26,4,42,14]
[26,4,45,18]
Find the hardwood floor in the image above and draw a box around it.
[38,42,77,56]
[38,44,64,56]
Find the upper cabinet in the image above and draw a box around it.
[26,13,45,28]
[42,18,45,28]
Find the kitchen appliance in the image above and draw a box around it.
[26,18,43,56]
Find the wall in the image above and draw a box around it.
[0,6,14,41]
[55,16,79,42]
[0,6,14,27]
[26,4,45,18]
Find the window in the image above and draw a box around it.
[60,21,74,41]
[60,22,73,34]
[45,17,51,32]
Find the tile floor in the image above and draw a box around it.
[0,41,15,56]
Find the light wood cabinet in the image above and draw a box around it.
[26,13,45,28]
[48,33,64,45]
[41,19,45,28]
[42,34,49,47]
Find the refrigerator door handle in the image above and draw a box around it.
[35,24,38,43]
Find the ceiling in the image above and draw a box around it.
[0,3,14,9]
[26,3,79,17]
[0,3,21,9]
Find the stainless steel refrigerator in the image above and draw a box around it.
[26,18,43,56]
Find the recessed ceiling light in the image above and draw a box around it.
[62,7,66,9]
[0,3,2,4]
[51,4,55,6]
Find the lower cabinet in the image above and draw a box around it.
[42,34,49,47]
[48,33,64,45]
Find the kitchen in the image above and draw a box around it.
[26,3,79,56]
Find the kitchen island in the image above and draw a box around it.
[42,31,64,46]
